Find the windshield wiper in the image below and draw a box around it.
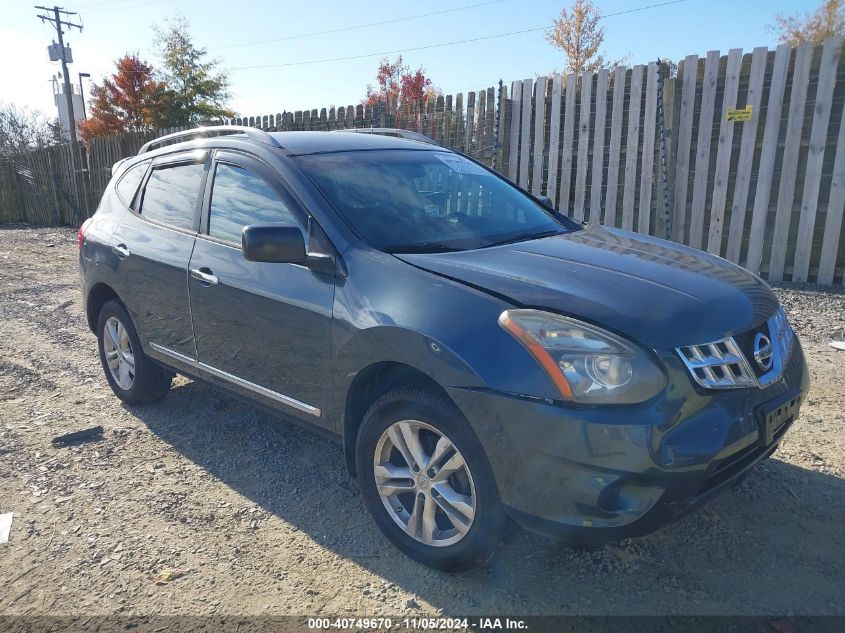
[484,229,563,248]
[386,243,462,254]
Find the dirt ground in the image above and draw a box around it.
[1,225,844,617]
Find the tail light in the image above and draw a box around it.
[77,218,93,250]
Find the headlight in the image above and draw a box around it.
[498,309,666,404]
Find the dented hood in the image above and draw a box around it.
[396,226,778,350]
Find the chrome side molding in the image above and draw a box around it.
[149,342,196,365]
[148,342,321,417]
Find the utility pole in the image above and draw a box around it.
[35,5,82,168]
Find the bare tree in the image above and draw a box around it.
[546,0,615,75]
[769,0,845,46]
[0,103,60,156]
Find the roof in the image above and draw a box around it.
[132,127,443,162]
[269,131,440,155]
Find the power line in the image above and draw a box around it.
[230,0,688,72]
[231,27,548,71]
[73,0,125,7]
[600,0,687,19]
[72,0,144,9]
[80,0,170,14]
[211,0,508,51]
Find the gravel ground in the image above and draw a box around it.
[1,226,844,617]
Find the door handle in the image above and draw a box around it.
[190,267,219,286]
[111,243,130,259]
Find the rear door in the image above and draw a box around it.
[110,151,209,363]
[188,150,335,427]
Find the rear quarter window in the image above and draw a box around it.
[115,160,149,207]
[139,162,205,231]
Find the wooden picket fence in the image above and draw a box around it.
[229,89,502,163]
[0,128,193,227]
[2,38,845,285]
[669,39,845,285]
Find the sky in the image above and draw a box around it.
[0,0,822,120]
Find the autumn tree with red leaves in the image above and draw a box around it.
[78,54,169,141]
[363,56,440,108]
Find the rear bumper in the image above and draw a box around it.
[446,339,809,543]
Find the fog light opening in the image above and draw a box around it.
[597,479,624,513]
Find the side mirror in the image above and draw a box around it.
[242,223,307,264]
[537,195,554,209]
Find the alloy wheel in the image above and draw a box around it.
[103,316,135,390]
[373,420,476,547]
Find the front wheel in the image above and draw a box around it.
[356,388,508,571]
[97,300,173,405]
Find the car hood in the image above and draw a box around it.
[395,226,778,349]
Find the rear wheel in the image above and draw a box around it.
[356,388,508,571]
[97,300,172,405]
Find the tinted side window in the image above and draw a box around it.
[208,163,298,245]
[140,162,204,231]
[115,161,149,207]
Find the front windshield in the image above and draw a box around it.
[293,149,579,253]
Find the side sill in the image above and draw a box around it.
[148,342,321,417]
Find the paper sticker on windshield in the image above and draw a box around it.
[434,153,489,176]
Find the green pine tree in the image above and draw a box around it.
[153,16,235,126]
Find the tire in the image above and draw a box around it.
[96,300,173,405]
[356,387,508,571]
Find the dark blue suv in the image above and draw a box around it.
[79,127,808,570]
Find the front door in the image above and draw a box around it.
[187,151,335,427]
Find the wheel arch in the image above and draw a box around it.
[86,282,123,333]
[343,361,456,478]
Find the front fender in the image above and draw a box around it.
[330,245,562,424]
[334,324,485,397]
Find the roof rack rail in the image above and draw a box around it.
[332,127,438,146]
[137,125,282,155]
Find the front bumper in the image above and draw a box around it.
[446,338,809,544]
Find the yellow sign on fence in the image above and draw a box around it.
[727,105,753,122]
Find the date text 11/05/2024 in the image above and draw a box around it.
[307,618,528,630]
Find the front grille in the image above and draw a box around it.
[676,307,795,390]
[732,322,772,379]
[676,338,757,389]
[771,306,795,365]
